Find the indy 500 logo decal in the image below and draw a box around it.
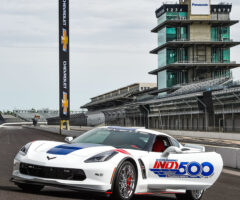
[150,159,214,178]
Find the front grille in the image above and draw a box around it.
[20,163,86,181]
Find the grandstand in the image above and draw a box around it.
[13,110,59,122]
[169,76,230,97]
[146,78,240,132]
[82,83,156,111]
[86,77,240,132]
[47,113,87,126]
[82,77,240,132]
[0,114,25,123]
[0,113,4,124]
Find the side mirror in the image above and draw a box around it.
[162,146,182,157]
[65,136,73,143]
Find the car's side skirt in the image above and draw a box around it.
[135,189,186,195]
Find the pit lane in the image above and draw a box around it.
[0,126,239,200]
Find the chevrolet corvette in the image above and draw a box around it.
[11,126,223,200]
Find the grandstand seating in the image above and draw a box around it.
[0,113,4,124]
[14,111,58,122]
[47,113,87,126]
[1,114,25,123]
[169,77,230,97]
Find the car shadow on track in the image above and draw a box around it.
[133,195,175,200]
[0,185,176,200]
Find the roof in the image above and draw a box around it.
[155,3,232,18]
[82,83,156,110]
[91,83,156,100]
[100,126,170,137]
[81,92,134,109]
[150,41,240,54]
[149,62,240,75]
[155,4,188,18]
[151,20,239,33]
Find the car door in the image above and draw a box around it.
[148,135,181,191]
[147,136,223,191]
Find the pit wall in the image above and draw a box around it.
[205,145,240,169]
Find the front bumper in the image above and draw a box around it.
[10,175,109,194]
[11,158,113,193]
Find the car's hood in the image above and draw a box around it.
[32,141,115,158]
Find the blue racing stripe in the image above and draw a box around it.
[47,145,82,155]
[47,143,103,155]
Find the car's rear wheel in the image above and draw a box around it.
[16,183,44,192]
[112,161,137,200]
[176,190,204,200]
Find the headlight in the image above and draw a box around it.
[20,142,32,155]
[84,150,118,163]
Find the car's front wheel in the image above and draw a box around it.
[16,183,44,192]
[176,190,204,200]
[112,161,137,200]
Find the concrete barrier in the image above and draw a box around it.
[159,129,240,141]
[23,125,85,137]
[0,122,47,127]
[237,149,240,169]
[215,147,238,169]
[205,145,216,152]
[205,145,240,169]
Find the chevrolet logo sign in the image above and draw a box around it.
[62,92,68,115]
[61,28,68,52]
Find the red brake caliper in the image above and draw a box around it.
[127,176,132,188]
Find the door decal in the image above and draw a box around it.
[150,159,214,178]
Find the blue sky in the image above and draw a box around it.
[0,0,240,111]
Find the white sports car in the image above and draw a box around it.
[11,126,223,200]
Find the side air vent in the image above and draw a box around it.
[138,159,147,179]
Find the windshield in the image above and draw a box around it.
[72,128,152,151]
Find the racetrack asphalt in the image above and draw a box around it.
[0,126,239,200]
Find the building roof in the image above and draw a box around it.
[90,83,156,100]
[151,20,239,33]
[155,3,232,18]
[155,3,188,18]
[150,41,240,54]
[149,62,240,75]
[81,83,156,110]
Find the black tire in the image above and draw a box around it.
[176,190,204,200]
[112,161,137,200]
[16,183,44,192]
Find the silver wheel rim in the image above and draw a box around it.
[192,190,204,199]
[118,164,135,199]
